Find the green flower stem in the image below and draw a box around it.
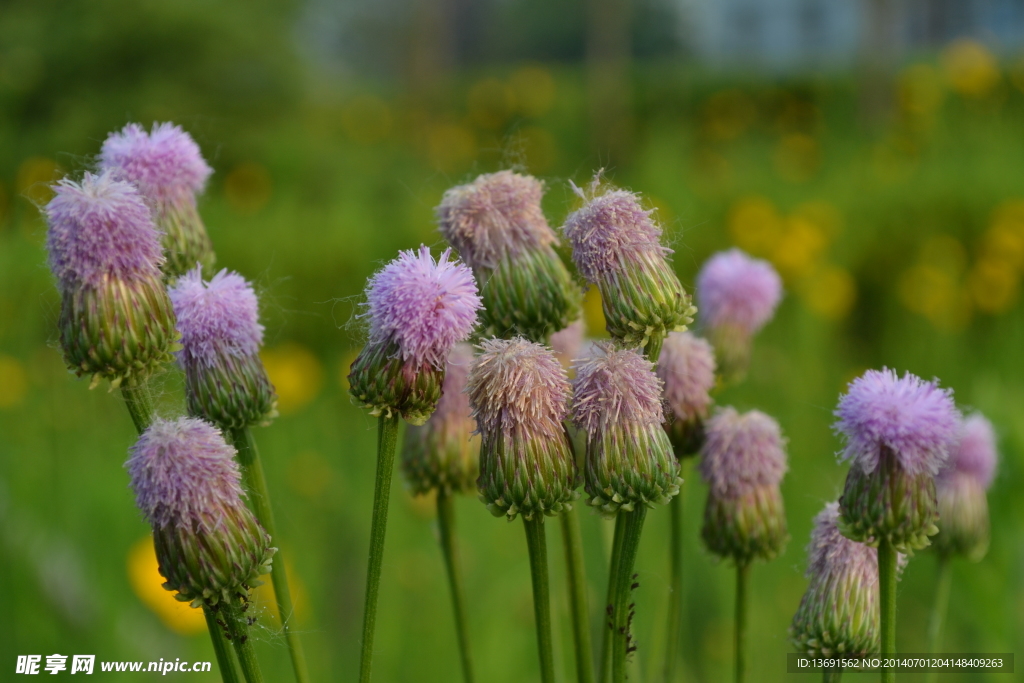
[203,605,242,683]
[611,507,648,683]
[643,332,665,365]
[229,427,309,683]
[663,459,689,683]
[600,515,628,683]
[523,516,556,683]
[925,555,952,683]
[823,668,843,683]
[436,489,475,683]
[359,413,400,683]
[121,380,156,433]
[878,539,898,683]
[222,600,265,683]
[734,561,749,683]
[560,507,596,683]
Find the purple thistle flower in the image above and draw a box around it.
[364,246,481,370]
[942,413,998,489]
[100,123,212,201]
[571,344,665,436]
[700,407,788,499]
[127,416,246,532]
[45,171,164,291]
[169,267,264,368]
[696,249,782,335]
[806,502,878,580]
[657,331,716,425]
[834,369,960,477]
[436,170,556,271]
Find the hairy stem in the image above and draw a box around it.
[663,466,687,682]
[611,506,647,683]
[436,490,475,683]
[120,380,156,433]
[561,508,596,683]
[600,514,628,683]
[524,516,556,683]
[878,539,897,683]
[203,605,242,683]
[222,600,264,683]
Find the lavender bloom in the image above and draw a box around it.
[934,413,998,560]
[571,345,680,515]
[44,172,177,387]
[550,318,586,368]
[562,177,695,349]
[437,171,581,341]
[699,407,789,563]
[100,122,215,278]
[126,417,274,607]
[656,331,717,456]
[696,249,781,383]
[401,343,479,495]
[349,246,481,425]
[169,268,277,430]
[467,337,578,520]
[790,503,882,656]
[834,369,961,552]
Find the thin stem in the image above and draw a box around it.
[358,413,401,683]
[436,490,475,683]
[878,539,898,683]
[924,555,952,683]
[600,514,628,683]
[734,562,749,683]
[523,516,556,683]
[611,506,648,683]
[823,668,843,683]
[203,605,242,683]
[663,472,686,683]
[560,507,596,683]
[222,600,265,683]
[229,427,309,683]
[120,381,156,433]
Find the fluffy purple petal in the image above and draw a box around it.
[941,413,998,489]
[700,407,788,497]
[571,344,665,436]
[656,331,716,423]
[697,248,782,334]
[100,122,212,200]
[168,267,264,367]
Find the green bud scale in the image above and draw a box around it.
[584,422,681,517]
[185,351,277,431]
[348,341,444,426]
[702,484,788,564]
[599,250,695,348]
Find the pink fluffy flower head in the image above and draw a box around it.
[806,502,878,580]
[657,331,717,424]
[45,171,164,290]
[169,267,264,368]
[942,413,998,489]
[697,249,782,334]
[700,407,788,498]
[436,170,556,271]
[100,122,212,200]
[834,369,960,476]
[571,344,665,436]
[562,178,670,283]
[364,246,481,369]
[126,417,246,532]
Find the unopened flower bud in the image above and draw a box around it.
[45,172,177,388]
[467,337,578,520]
[700,408,789,564]
[100,123,215,279]
[401,343,479,495]
[169,268,277,430]
[348,246,481,425]
[437,171,582,341]
[696,249,782,383]
[126,417,275,607]
[562,178,694,348]
[933,413,997,561]
[656,332,716,456]
[571,345,680,516]
[834,369,960,553]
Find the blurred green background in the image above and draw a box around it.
[1,0,1022,680]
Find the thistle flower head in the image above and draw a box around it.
[468,337,569,439]
[100,122,212,200]
[562,179,668,283]
[806,502,877,580]
[943,413,997,488]
[364,246,481,370]
[834,369,960,477]
[45,171,164,290]
[571,344,664,436]
[169,268,264,368]
[436,170,556,271]
[700,407,788,499]
[696,249,782,334]
[127,417,247,532]
[657,332,716,424]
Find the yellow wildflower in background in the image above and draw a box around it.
[261,342,324,415]
[898,263,972,332]
[727,196,783,258]
[581,285,607,337]
[942,39,1000,97]
[969,258,1019,314]
[798,265,856,321]
[510,65,556,118]
[0,355,28,409]
[127,536,206,636]
[771,215,828,281]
